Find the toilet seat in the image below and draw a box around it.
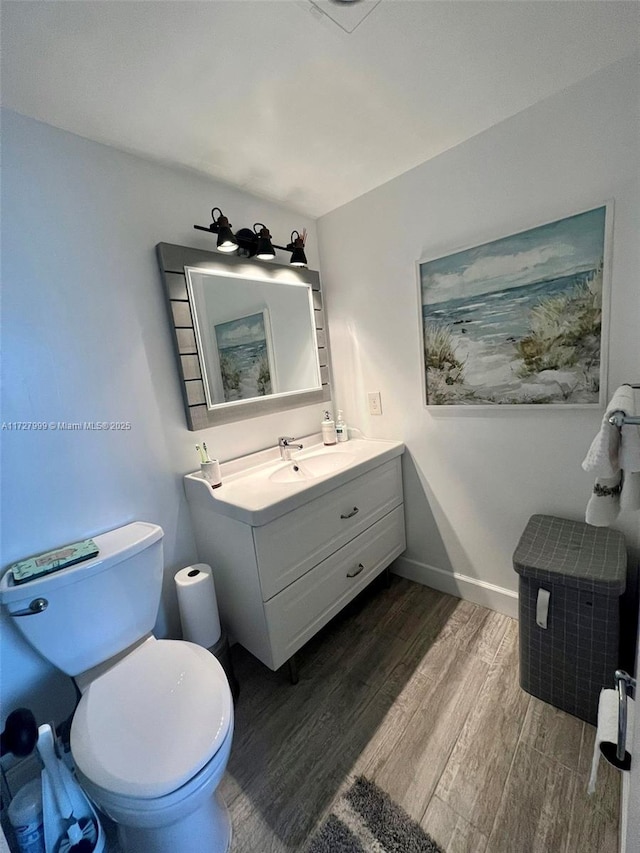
[77,721,234,831]
[70,639,232,799]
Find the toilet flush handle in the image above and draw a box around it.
[9,598,48,617]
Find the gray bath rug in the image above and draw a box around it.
[307,776,444,853]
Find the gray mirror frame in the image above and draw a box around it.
[156,242,332,431]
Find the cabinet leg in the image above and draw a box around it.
[384,566,392,589]
[287,655,299,685]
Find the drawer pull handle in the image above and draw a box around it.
[347,563,365,578]
[341,507,359,519]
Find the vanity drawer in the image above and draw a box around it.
[254,458,403,600]
[265,506,405,669]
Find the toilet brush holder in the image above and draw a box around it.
[37,724,105,853]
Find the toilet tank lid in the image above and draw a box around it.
[0,522,163,604]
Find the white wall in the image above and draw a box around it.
[0,109,323,727]
[318,55,640,615]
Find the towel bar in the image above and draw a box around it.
[609,411,640,427]
[600,669,636,770]
[609,384,640,426]
[616,670,635,761]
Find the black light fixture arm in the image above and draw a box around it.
[194,207,308,267]
[193,224,291,252]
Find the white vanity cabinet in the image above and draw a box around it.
[185,442,405,671]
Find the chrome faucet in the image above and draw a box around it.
[278,436,303,461]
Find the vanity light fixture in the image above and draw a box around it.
[253,223,276,260]
[209,208,238,253]
[288,230,308,267]
[194,208,308,268]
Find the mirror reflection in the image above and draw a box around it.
[186,266,322,411]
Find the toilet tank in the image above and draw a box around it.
[0,522,164,676]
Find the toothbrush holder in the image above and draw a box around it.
[201,460,222,488]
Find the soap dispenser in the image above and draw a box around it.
[336,410,348,442]
[322,410,337,446]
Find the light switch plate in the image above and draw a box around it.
[368,391,382,415]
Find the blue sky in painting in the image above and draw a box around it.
[421,206,606,305]
[215,313,266,348]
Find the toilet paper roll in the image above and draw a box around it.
[174,563,221,650]
[588,688,635,794]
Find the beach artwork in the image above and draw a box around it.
[214,311,274,402]
[419,205,609,406]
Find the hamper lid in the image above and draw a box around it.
[513,514,626,594]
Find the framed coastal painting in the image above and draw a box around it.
[417,203,612,406]
[212,310,276,403]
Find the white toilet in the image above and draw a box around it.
[0,521,234,853]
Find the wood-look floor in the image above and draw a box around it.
[221,575,620,853]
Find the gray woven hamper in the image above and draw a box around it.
[513,514,626,725]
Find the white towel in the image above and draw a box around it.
[585,477,622,526]
[583,386,636,475]
[583,386,640,524]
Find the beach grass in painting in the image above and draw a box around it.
[215,312,272,402]
[419,206,608,405]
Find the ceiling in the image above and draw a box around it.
[2,1,638,217]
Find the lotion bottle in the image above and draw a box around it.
[336,410,348,442]
[322,410,337,445]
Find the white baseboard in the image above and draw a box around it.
[392,556,519,619]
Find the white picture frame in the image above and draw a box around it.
[210,309,278,404]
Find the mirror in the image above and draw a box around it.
[186,266,321,410]
[156,243,331,430]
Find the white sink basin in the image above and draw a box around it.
[269,451,357,483]
[184,436,404,525]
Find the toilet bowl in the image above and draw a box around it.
[71,637,234,853]
[0,522,234,853]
